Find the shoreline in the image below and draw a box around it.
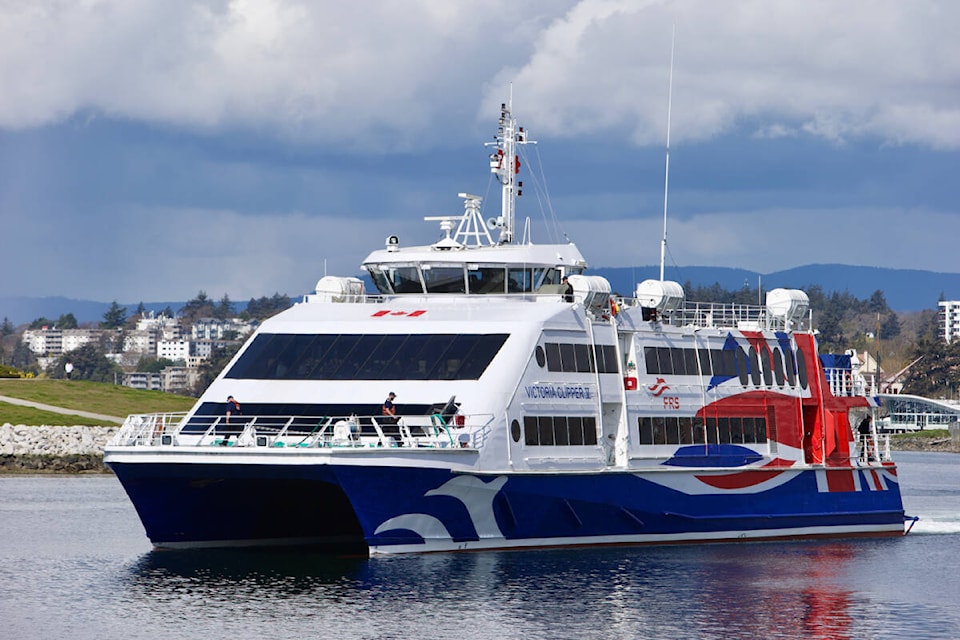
[0,424,957,475]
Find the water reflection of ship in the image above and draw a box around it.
[123,542,872,638]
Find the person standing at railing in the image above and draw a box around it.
[858,414,875,462]
[222,395,241,446]
[382,392,398,424]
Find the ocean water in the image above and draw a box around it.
[2,451,959,640]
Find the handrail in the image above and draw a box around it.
[107,412,494,451]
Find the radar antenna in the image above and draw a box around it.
[486,86,535,244]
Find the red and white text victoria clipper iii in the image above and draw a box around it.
[105,96,911,555]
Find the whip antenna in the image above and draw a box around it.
[660,25,676,281]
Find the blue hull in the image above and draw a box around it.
[108,460,905,553]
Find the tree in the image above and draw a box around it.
[29,317,54,329]
[180,291,216,323]
[101,301,127,329]
[215,294,234,320]
[47,343,120,383]
[57,313,78,330]
[10,341,38,374]
[867,290,889,314]
[1,317,13,337]
[244,293,293,321]
[881,312,901,339]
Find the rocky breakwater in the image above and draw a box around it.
[0,424,118,473]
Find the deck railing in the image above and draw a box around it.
[108,412,494,450]
[856,433,892,463]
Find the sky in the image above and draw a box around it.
[1,0,958,304]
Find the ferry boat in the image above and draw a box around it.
[104,100,908,555]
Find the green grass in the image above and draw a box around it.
[891,428,950,440]
[0,379,196,423]
[0,401,113,427]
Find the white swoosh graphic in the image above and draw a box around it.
[374,514,451,539]
[425,476,508,538]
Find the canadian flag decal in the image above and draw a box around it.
[371,310,427,317]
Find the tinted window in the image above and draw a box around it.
[574,343,594,373]
[389,267,423,293]
[546,343,562,371]
[773,348,786,387]
[457,334,510,379]
[467,266,506,294]
[761,348,773,386]
[657,347,674,374]
[644,346,659,374]
[749,347,762,386]
[559,344,576,372]
[603,345,619,374]
[784,349,797,386]
[423,266,465,293]
[226,333,507,381]
[736,349,749,386]
[524,416,539,446]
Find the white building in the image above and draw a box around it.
[22,328,100,355]
[122,371,163,391]
[939,300,960,344]
[123,330,157,355]
[157,339,193,361]
[191,317,257,341]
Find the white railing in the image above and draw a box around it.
[855,433,892,463]
[823,367,872,397]
[108,412,495,451]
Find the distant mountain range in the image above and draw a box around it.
[592,264,960,312]
[2,263,957,326]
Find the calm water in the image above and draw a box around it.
[2,452,960,640]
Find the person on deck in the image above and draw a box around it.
[222,395,241,446]
[562,276,574,303]
[857,415,874,462]
[382,392,399,424]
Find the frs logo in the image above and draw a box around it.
[648,377,680,410]
[371,310,426,317]
[648,378,671,397]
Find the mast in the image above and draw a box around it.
[660,26,676,281]
[488,88,533,244]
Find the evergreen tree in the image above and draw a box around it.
[215,294,234,320]
[867,290,889,314]
[1,317,13,337]
[10,341,38,374]
[48,343,120,383]
[881,312,901,339]
[101,301,127,329]
[29,317,54,329]
[57,313,78,330]
[180,291,216,323]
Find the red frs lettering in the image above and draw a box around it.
[662,396,680,410]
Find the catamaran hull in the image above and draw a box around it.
[107,458,905,555]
